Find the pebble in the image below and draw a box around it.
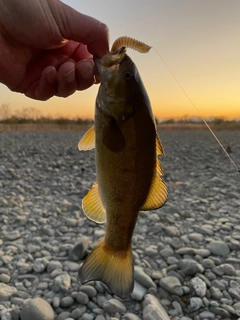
[190,277,207,297]
[52,272,71,292]
[131,281,147,300]
[199,311,215,319]
[143,294,170,320]
[21,298,54,320]
[190,297,203,311]
[178,259,204,275]
[79,285,97,297]
[60,296,74,307]
[160,276,183,296]
[206,241,230,256]
[103,299,126,315]
[122,313,141,320]
[75,291,89,305]
[69,237,89,261]
[0,283,17,301]
[71,306,87,318]
[134,266,156,288]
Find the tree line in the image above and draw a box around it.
[0,104,93,125]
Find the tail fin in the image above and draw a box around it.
[78,238,133,299]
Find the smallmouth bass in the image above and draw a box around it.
[78,37,168,298]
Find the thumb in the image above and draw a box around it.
[52,1,109,57]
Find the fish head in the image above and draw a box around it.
[95,48,142,122]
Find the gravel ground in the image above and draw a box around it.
[0,129,240,320]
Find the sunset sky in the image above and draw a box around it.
[1,0,240,119]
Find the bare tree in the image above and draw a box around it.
[0,104,11,121]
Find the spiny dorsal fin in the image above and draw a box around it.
[78,126,95,151]
[82,182,106,224]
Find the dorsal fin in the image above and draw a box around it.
[78,126,95,151]
[82,182,106,224]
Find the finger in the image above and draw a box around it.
[56,61,77,97]
[33,66,57,100]
[76,60,95,90]
[55,2,109,57]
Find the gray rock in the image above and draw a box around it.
[3,230,21,240]
[52,272,71,292]
[178,259,204,275]
[33,257,49,272]
[211,279,225,290]
[233,302,240,316]
[63,261,79,272]
[69,237,89,261]
[172,301,183,315]
[123,312,141,320]
[75,291,89,305]
[209,306,230,318]
[60,296,74,307]
[190,297,202,311]
[134,266,156,288]
[202,258,215,269]
[143,294,170,320]
[21,298,54,320]
[80,314,94,320]
[131,281,147,301]
[103,298,126,315]
[199,310,215,320]
[0,273,11,284]
[47,260,63,273]
[160,276,183,296]
[188,233,203,242]
[160,248,174,258]
[0,283,17,301]
[206,241,230,256]
[190,277,206,297]
[1,311,12,320]
[209,287,223,299]
[164,226,180,237]
[71,306,87,318]
[79,284,97,297]
[56,311,72,320]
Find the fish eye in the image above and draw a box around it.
[123,71,133,80]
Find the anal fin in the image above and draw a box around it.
[78,238,133,299]
[82,182,106,224]
[156,133,165,157]
[141,132,168,210]
[78,126,95,150]
[141,171,168,210]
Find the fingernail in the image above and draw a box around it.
[64,68,75,83]
[79,60,94,80]
[46,68,56,83]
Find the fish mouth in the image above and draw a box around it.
[95,47,127,69]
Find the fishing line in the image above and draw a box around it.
[152,47,240,173]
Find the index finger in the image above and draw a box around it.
[55,1,109,57]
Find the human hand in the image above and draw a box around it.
[0,0,109,100]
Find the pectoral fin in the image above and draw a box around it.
[78,126,95,150]
[102,120,125,152]
[82,182,106,224]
